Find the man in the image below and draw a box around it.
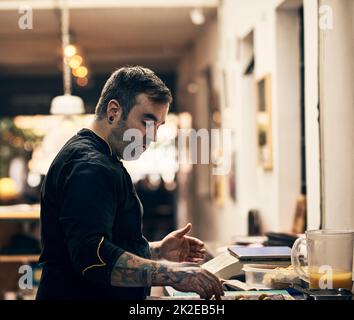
[37,66,224,300]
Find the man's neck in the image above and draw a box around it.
[89,120,113,156]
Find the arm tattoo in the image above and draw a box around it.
[110,251,198,288]
[111,252,155,287]
[149,241,162,260]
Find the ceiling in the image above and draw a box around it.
[0,1,218,75]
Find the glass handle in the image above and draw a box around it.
[291,237,309,283]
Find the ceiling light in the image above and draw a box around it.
[68,55,83,69]
[187,82,199,94]
[190,8,205,25]
[50,94,85,115]
[64,44,77,57]
[50,1,84,115]
[76,77,88,87]
[75,66,88,78]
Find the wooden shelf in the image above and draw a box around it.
[0,204,40,220]
[0,255,40,263]
[0,211,40,220]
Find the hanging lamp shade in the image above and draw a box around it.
[50,0,84,115]
[50,94,84,115]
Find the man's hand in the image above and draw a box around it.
[169,267,224,300]
[157,223,206,263]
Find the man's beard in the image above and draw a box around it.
[107,118,129,159]
[107,118,145,160]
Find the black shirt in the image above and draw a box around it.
[36,128,151,300]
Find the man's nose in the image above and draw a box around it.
[146,122,157,143]
[152,126,158,142]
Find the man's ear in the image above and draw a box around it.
[107,99,123,123]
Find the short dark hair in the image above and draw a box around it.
[95,66,172,119]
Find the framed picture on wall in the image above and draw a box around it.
[256,74,273,171]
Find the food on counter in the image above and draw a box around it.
[233,293,286,300]
[262,265,300,289]
[243,264,300,289]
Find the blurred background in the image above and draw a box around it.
[0,0,353,299]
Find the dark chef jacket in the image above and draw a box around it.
[36,128,151,300]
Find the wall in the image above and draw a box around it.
[303,0,321,229]
[176,18,221,239]
[177,0,322,241]
[319,0,354,229]
[217,0,306,238]
[276,7,302,231]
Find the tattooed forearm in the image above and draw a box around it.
[149,241,162,260]
[111,252,156,287]
[110,252,224,299]
[110,251,197,288]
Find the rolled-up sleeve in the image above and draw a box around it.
[59,162,125,285]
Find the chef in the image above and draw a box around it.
[36,66,223,300]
